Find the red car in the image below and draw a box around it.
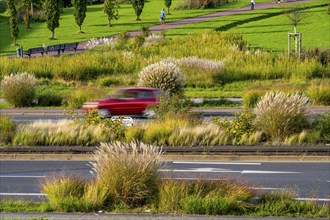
[82,87,163,117]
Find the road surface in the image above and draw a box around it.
[0,160,329,203]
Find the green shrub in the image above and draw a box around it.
[1,73,37,107]
[66,87,105,109]
[36,90,63,106]
[254,191,330,218]
[98,76,121,87]
[82,182,109,211]
[174,0,235,9]
[138,60,185,95]
[157,179,254,214]
[307,82,330,105]
[0,1,7,13]
[0,114,16,144]
[213,110,256,145]
[125,126,144,143]
[243,90,265,108]
[90,142,162,207]
[312,113,330,143]
[254,92,310,140]
[42,176,85,212]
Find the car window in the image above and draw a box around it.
[137,91,153,99]
[117,90,137,99]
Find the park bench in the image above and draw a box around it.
[24,47,45,57]
[61,42,79,53]
[46,44,63,56]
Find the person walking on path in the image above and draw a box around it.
[160,8,166,25]
[251,0,255,10]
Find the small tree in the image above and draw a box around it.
[104,0,119,27]
[132,0,144,21]
[284,5,305,33]
[72,0,88,32]
[7,0,19,45]
[44,0,61,39]
[164,0,172,14]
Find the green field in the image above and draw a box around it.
[0,0,254,55]
[2,0,327,55]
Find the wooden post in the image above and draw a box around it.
[288,32,302,58]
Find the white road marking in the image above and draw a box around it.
[295,198,330,202]
[241,170,301,174]
[162,177,228,181]
[251,187,284,190]
[0,175,46,178]
[159,168,241,173]
[173,162,261,165]
[0,193,46,196]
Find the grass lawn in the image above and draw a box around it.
[0,0,264,55]
[165,0,329,51]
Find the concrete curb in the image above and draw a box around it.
[1,146,329,161]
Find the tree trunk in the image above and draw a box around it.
[51,31,54,39]
[167,7,170,15]
[294,25,297,33]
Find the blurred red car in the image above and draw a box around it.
[82,87,163,117]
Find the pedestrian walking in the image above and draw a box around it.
[250,0,255,10]
[160,8,166,25]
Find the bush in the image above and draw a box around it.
[1,73,37,107]
[213,110,256,145]
[138,60,185,95]
[243,90,265,108]
[0,1,7,13]
[312,113,330,143]
[158,179,254,214]
[42,176,85,212]
[175,0,235,9]
[36,90,63,106]
[254,92,310,140]
[90,142,162,207]
[66,87,105,109]
[307,82,330,105]
[0,115,16,144]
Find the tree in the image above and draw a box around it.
[164,0,172,15]
[72,0,88,32]
[104,0,119,27]
[284,5,305,33]
[21,0,32,29]
[7,0,19,45]
[44,0,61,39]
[131,0,144,21]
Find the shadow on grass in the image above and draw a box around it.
[215,3,327,32]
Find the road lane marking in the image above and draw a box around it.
[251,187,284,190]
[162,177,229,181]
[241,170,301,174]
[296,198,330,202]
[159,168,241,173]
[0,175,46,178]
[0,193,46,196]
[173,162,261,165]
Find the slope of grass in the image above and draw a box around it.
[165,0,329,51]
[0,0,259,55]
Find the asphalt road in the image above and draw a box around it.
[0,160,329,203]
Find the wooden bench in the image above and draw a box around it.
[24,47,45,57]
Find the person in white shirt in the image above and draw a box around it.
[250,0,255,10]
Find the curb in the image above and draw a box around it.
[1,146,329,162]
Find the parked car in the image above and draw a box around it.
[82,87,163,117]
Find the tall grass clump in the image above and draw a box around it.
[138,60,185,95]
[254,191,330,218]
[157,179,254,214]
[254,92,310,140]
[177,57,224,87]
[311,113,330,143]
[1,72,37,107]
[42,176,85,212]
[243,90,265,108]
[90,142,162,207]
[66,87,106,108]
[0,114,16,144]
[307,81,330,105]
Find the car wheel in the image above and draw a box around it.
[143,109,156,118]
[98,109,110,117]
